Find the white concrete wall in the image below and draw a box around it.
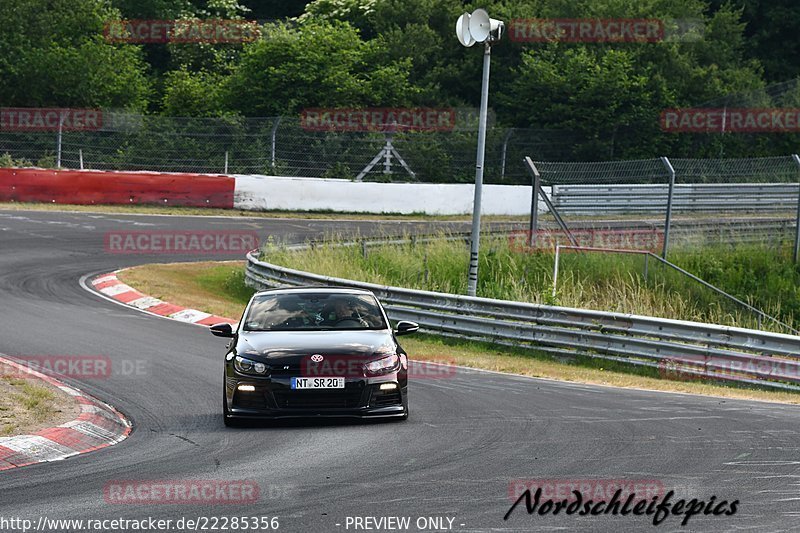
[234,175,549,216]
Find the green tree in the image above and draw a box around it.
[224,19,419,115]
[709,0,800,82]
[161,69,229,116]
[166,0,253,73]
[495,0,764,158]
[0,0,151,109]
[501,47,663,159]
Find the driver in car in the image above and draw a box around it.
[323,298,380,328]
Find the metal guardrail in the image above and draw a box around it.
[530,216,797,246]
[551,183,800,215]
[245,246,800,392]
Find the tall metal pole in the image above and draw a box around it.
[792,154,800,263]
[661,156,676,259]
[467,42,492,297]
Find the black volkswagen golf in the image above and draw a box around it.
[211,287,418,426]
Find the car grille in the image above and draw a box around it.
[272,389,365,409]
[267,363,301,378]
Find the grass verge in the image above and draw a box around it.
[0,369,80,436]
[117,262,800,404]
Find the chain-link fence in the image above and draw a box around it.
[0,112,581,184]
[524,155,800,260]
[519,155,800,332]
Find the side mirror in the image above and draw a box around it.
[394,321,419,336]
[210,323,234,338]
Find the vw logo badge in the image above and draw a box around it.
[310,354,324,362]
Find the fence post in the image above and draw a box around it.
[56,113,64,168]
[500,128,513,180]
[524,157,579,247]
[528,157,541,248]
[270,117,281,172]
[661,156,676,259]
[79,149,84,170]
[552,245,561,298]
[792,154,800,263]
[224,151,229,174]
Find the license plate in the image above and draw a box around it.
[291,377,345,389]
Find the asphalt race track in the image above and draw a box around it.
[1,209,800,532]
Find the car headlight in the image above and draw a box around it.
[234,356,269,376]
[365,353,400,375]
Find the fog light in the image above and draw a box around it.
[379,383,398,391]
[238,384,256,392]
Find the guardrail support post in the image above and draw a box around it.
[661,156,676,259]
[792,154,800,263]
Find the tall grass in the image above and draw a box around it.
[262,233,799,333]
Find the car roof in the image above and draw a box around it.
[253,286,375,297]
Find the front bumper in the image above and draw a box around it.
[225,374,407,419]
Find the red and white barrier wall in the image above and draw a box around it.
[233,175,536,215]
[0,168,538,215]
[0,168,235,208]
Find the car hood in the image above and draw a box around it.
[236,330,395,363]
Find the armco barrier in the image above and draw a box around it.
[551,183,799,215]
[245,247,800,392]
[0,168,234,208]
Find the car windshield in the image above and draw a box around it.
[243,292,387,331]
